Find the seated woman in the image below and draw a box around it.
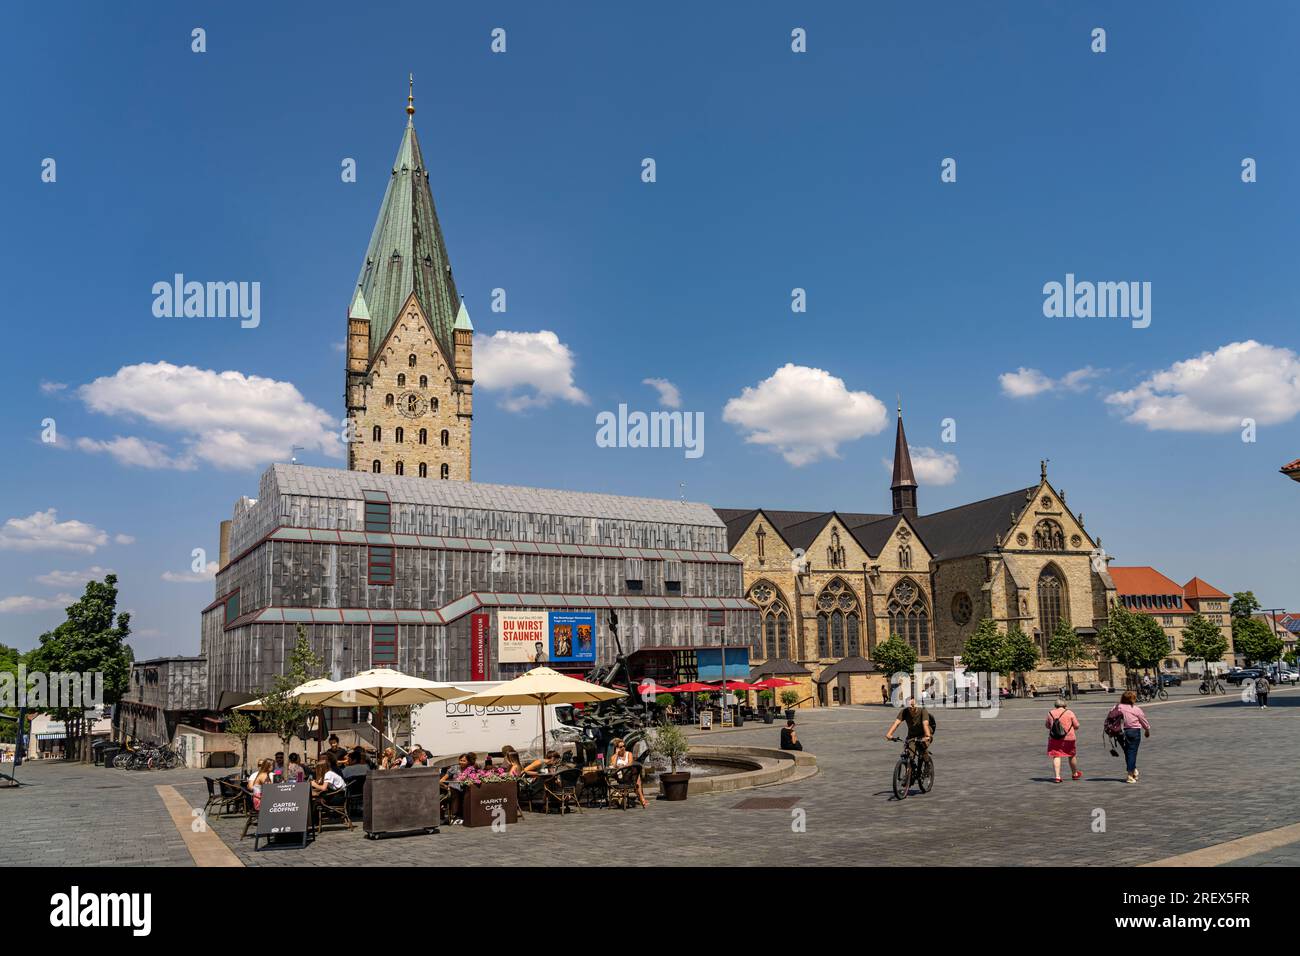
[519,751,559,777]
[285,753,306,783]
[309,757,345,796]
[439,753,478,824]
[609,738,648,808]
[500,746,525,777]
[248,759,274,810]
[379,747,405,771]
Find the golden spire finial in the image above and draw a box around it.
[406,73,415,116]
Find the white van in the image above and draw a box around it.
[408,682,563,761]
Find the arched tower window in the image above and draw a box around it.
[395,427,404,444]
[431,397,439,413]
[826,529,846,569]
[440,429,450,447]
[748,580,791,659]
[1037,566,1068,644]
[397,373,406,387]
[395,461,404,476]
[408,354,417,368]
[888,578,930,656]
[815,578,861,658]
[372,425,381,442]
[371,460,381,473]
[385,393,394,407]
[419,375,428,388]
[418,462,428,478]
[418,428,427,445]
[440,464,449,480]
[899,545,912,570]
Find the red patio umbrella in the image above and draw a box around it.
[751,677,799,690]
[711,679,763,691]
[667,682,715,693]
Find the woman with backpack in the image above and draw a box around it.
[1045,697,1081,783]
[1107,690,1151,784]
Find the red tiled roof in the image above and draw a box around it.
[1108,566,1183,595]
[1183,576,1229,600]
[1280,458,1300,474]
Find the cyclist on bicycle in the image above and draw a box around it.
[885,696,934,754]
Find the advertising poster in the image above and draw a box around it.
[498,610,549,663]
[548,610,596,663]
[470,613,490,680]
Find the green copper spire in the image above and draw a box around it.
[352,84,460,361]
[453,297,473,332]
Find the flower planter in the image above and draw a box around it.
[658,771,691,801]
[462,779,520,827]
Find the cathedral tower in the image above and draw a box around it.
[345,78,472,481]
[890,402,917,517]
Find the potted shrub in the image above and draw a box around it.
[758,690,775,723]
[780,689,801,721]
[651,721,692,801]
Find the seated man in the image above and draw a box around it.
[779,719,803,751]
[408,747,429,768]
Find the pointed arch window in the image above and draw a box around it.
[748,580,790,659]
[827,528,846,568]
[888,579,930,656]
[899,544,912,570]
[756,524,767,564]
[815,577,861,659]
[1038,567,1067,642]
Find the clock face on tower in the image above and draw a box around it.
[397,391,427,418]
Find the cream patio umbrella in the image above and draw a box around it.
[455,667,626,758]
[233,678,343,759]
[304,669,473,755]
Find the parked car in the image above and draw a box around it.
[1224,668,1266,685]
[1267,667,1298,684]
[1158,673,1182,686]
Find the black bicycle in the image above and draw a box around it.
[888,735,933,800]
[1198,676,1225,695]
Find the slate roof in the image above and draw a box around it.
[353,115,460,361]
[911,487,1037,560]
[270,464,725,528]
[815,655,878,683]
[713,508,894,555]
[749,658,812,678]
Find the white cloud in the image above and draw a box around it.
[642,378,681,409]
[332,340,346,353]
[76,436,195,470]
[723,364,888,466]
[39,380,67,395]
[114,534,136,546]
[0,510,109,554]
[882,446,960,486]
[1106,341,1300,432]
[999,366,1101,398]
[75,361,342,470]
[162,562,218,583]
[0,593,74,614]
[35,566,113,587]
[473,331,588,412]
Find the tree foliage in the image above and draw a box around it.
[874,635,918,678]
[959,619,1007,674]
[1233,616,1283,666]
[1098,603,1169,676]
[1229,591,1261,620]
[1179,613,1228,672]
[259,626,324,760]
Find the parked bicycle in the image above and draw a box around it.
[887,735,934,800]
[1198,676,1225,695]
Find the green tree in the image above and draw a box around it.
[25,575,133,762]
[1233,616,1284,666]
[1098,604,1169,688]
[1046,620,1090,696]
[259,626,324,768]
[873,634,918,682]
[1003,627,1041,695]
[1229,591,1262,620]
[959,619,1006,674]
[224,708,255,777]
[0,642,24,744]
[1179,613,1228,676]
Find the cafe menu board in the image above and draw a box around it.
[254,781,311,850]
[699,710,713,731]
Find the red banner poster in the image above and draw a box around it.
[470,613,490,681]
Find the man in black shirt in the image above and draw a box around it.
[779,719,803,751]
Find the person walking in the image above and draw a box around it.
[1045,697,1080,783]
[1108,690,1151,784]
[1253,674,1271,709]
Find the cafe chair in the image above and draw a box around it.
[315,786,353,834]
[606,764,642,810]
[216,777,249,817]
[543,766,583,815]
[238,787,259,840]
[344,775,367,816]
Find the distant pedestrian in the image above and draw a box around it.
[881,683,891,706]
[1253,675,1271,709]
[1045,697,1080,783]
[1107,690,1151,784]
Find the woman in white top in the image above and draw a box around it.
[248,758,274,810]
[310,757,345,796]
[609,738,647,808]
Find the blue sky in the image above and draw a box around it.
[3,1,1299,657]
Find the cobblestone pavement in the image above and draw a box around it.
[4,686,1298,866]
